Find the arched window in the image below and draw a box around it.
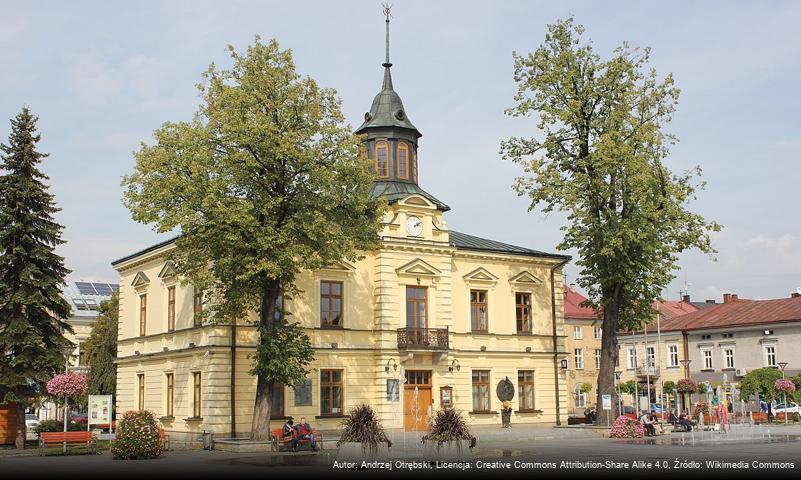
[375,141,389,178]
[397,142,409,179]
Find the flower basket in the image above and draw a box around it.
[111,410,163,460]
[775,379,796,394]
[609,415,644,438]
[46,372,88,398]
[676,378,698,394]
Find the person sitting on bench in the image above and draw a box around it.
[281,418,295,441]
[677,412,695,431]
[640,411,656,436]
[291,417,318,452]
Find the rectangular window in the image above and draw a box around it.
[472,370,490,412]
[375,141,389,178]
[574,348,584,370]
[406,286,427,334]
[271,383,285,418]
[575,388,587,408]
[724,348,735,369]
[470,290,488,332]
[765,346,777,367]
[515,293,532,334]
[78,343,86,367]
[703,349,713,370]
[192,372,201,418]
[518,370,535,411]
[627,347,637,370]
[320,281,343,327]
[193,289,203,327]
[397,143,409,179]
[139,294,147,336]
[669,345,679,367]
[594,327,602,339]
[595,349,602,369]
[293,379,313,406]
[165,373,174,417]
[138,374,145,411]
[646,346,656,367]
[320,369,343,416]
[573,326,582,339]
[167,286,176,332]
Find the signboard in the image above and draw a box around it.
[88,395,113,427]
[601,394,612,411]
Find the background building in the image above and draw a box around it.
[563,285,601,415]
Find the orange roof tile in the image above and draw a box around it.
[563,285,600,320]
[662,296,801,331]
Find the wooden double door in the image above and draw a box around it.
[403,369,433,431]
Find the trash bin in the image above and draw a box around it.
[202,430,213,450]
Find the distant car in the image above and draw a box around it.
[650,403,665,413]
[69,413,88,423]
[25,414,39,430]
[774,402,800,415]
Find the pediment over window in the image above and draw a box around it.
[158,261,176,279]
[396,258,441,277]
[320,260,357,273]
[399,195,436,209]
[508,270,542,285]
[463,267,499,283]
[131,271,150,287]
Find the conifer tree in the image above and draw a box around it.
[0,107,73,448]
[84,293,118,395]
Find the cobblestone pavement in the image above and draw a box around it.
[2,423,800,478]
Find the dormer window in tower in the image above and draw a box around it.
[375,140,389,178]
[397,142,409,179]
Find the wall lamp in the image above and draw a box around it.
[385,358,398,374]
[560,359,569,370]
[449,359,461,373]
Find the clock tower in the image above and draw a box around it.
[357,7,449,242]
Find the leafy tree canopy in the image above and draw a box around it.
[738,367,782,402]
[83,293,118,395]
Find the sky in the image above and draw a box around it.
[1,0,800,302]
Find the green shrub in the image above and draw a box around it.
[32,419,62,436]
[111,410,163,460]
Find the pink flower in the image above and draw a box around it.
[775,379,796,394]
[46,372,88,396]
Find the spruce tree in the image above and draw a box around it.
[0,107,73,448]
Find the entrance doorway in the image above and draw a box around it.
[403,369,432,431]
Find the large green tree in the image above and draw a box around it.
[501,19,720,424]
[0,108,73,448]
[83,293,118,395]
[738,367,782,411]
[123,38,383,439]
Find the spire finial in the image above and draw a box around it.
[382,3,392,67]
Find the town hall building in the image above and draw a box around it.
[111,19,571,443]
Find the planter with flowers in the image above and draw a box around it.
[609,415,645,438]
[501,401,513,428]
[336,404,392,462]
[775,379,797,421]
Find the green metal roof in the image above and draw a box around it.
[449,230,570,260]
[371,180,449,211]
[355,66,420,136]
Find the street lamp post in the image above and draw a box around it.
[680,359,692,414]
[778,362,789,426]
[61,345,74,453]
[614,371,622,418]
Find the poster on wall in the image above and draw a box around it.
[88,395,113,427]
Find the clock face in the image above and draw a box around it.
[406,215,423,237]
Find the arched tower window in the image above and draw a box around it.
[397,142,409,180]
[375,140,389,178]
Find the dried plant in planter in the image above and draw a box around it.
[421,409,477,449]
[337,404,392,451]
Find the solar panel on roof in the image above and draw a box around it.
[110,284,119,292]
[93,284,113,296]
[75,282,98,295]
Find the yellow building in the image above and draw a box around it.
[112,23,570,443]
[563,286,602,416]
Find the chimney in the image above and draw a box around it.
[731,294,738,301]
[682,294,691,303]
[792,293,801,298]
[705,299,715,304]
[723,293,732,303]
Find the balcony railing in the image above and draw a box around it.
[397,327,449,351]
[636,365,659,378]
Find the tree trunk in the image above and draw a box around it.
[595,293,621,425]
[14,403,26,449]
[249,278,281,441]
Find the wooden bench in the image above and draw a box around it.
[39,431,97,455]
[159,428,170,451]
[270,428,323,452]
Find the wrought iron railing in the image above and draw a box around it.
[397,327,449,350]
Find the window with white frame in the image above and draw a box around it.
[627,347,637,370]
[595,349,602,369]
[668,344,679,367]
[574,326,583,339]
[646,346,656,367]
[575,386,586,408]
[765,345,777,367]
[575,348,584,369]
[594,327,602,339]
[724,348,735,369]
[702,349,713,370]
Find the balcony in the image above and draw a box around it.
[636,365,660,378]
[397,327,449,351]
